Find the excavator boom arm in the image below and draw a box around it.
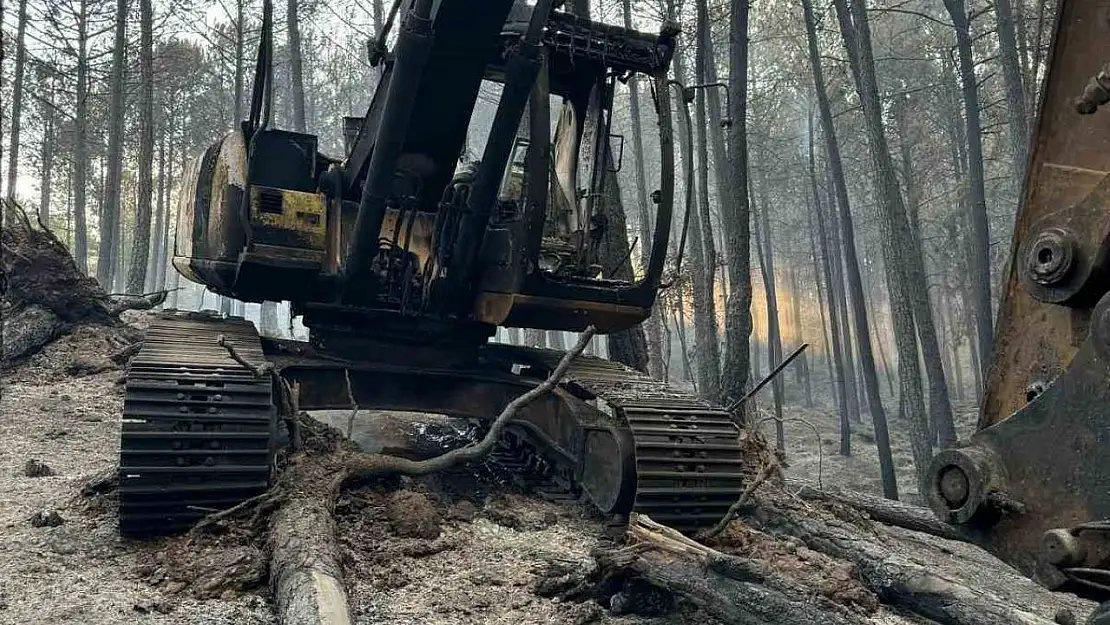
[927,0,1110,602]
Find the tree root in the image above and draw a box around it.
[1,199,163,366]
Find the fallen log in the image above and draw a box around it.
[2,304,65,363]
[787,480,976,544]
[596,505,1095,625]
[594,514,886,624]
[269,473,351,625]
[747,491,1096,625]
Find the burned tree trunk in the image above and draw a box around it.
[97,0,129,288]
[802,0,895,497]
[622,0,665,379]
[591,503,1094,625]
[127,0,155,294]
[720,0,754,405]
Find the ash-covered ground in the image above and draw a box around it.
[0,320,273,624]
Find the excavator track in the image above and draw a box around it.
[118,315,746,535]
[484,345,749,531]
[118,313,276,536]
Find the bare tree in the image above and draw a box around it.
[942,0,995,373]
[802,0,895,496]
[752,180,784,451]
[994,0,1029,187]
[73,0,92,273]
[6,0,30,201]
[126,0,155,293]
[96,0,128,287]
[37,63,58,226]
[809,122,849,456]
[788,267,812,407]
[622,0,664,378]
[720,0,753,405]
[832,0,932,494]
[288,0,306,132]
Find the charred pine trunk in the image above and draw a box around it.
[808,130,848,455]
[823,0,904,498]
[622,0,664,379]
[994,0,1030,189]
[288,0,307,133]
[97,0,128,287]
[943,0,995,374]
[752,187,784,452]
[720,0,753,405]
[73,0,91,273]
[127,0,155,294]
[6,0,29,202]
[789,267,812,407]
[823,182,861,423]
[38,65,57,226]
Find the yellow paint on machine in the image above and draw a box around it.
[250,186,328,251]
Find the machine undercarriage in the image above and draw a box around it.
[118,312,748,535]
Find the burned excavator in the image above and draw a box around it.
[117,0,751,537]
[925,0,1110,612]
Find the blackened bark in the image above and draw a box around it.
[148,131,166,292]
[670,35,721,396]
[942,0,995,375]
[720,0,753,405]
[789,267,812,407]
[834,0,931,494]
[752,189,784,451]
[622,0,664,379]
[994,0,1029,186]
[127,0,155,294]
[602,150,650,373]
[809,127,850,456]
[97,0,128,287]
[815,0,898,498]
[894,105,957,447]
[823,180,861,423]
[38,66,56,226]
[692,31,723,397]
[808,213,837,404]
[156,122,176,292]
[288,0,307,132]
[6,0,29,201]
[73,0,90,273]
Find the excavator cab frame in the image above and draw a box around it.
[172,0,678,344]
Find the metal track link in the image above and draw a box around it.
[484,344,748,531]
[118,312,275,536]
[486,428,582,505]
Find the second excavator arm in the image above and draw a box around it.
[926,0,1110,605]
